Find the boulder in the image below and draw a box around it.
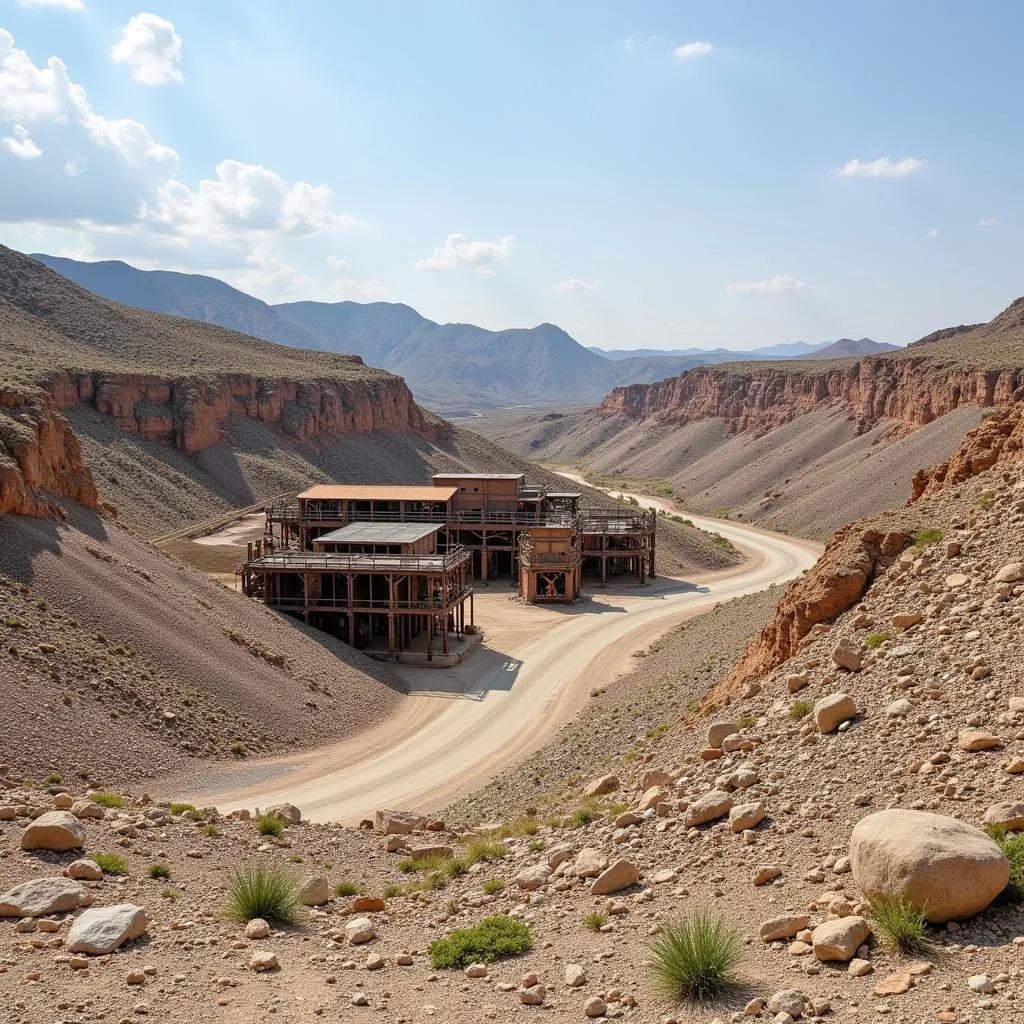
[684,789,732,827]
[983,802,1024,832]
[350,896,385,913]
[811,916,871,962]
[637,786,668,812]
[515,863,551,891]
[20,811,86,852]
[958,729,1001,752]
[0,877,89,917]
[345,917,376,944]
[640,769,673,792]
[299,876,330,906]
[849,809,1009,922]
[375,809,426,835]
[584,774,620,797]
[995,561,1024,583]
[67,904,148,955]
[706,721,737,749]
[547,844,576,870]
[831,639,863,671]
[573,847,608,878]
[67,859,104,882]
[752,864,783,886]
[71,800,105,820]
[892,611,924,629]
[729,801,766,832]
[590,859,638,895]
[759,914,810,942]
[814,693,857,734]
[786,673,809,693]
[266,803,301,826]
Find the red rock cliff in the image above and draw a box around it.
[601,358,1024,435]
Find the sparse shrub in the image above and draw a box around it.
[445,857,469,879]
[646,722,671,740]
[334,881,359,898]
[92,852,129,875]
[183,808,205,822]
[458,835,507,865]
[444,899,460,916]
[35,598,47,611]
[203,824,221,838]
[257,812,286,838]
[648,912,742,1003]
[736,714,756,729]
[224,861,301,926]
[44,773,61,785]
[585,910,608,931]
[397,857,418,875]
[169,802,195,816]
[789,699,813,721]
[289,854,302,863]
[913,527,943,548]
[499,817,539,838]
[90,792,127,809]
[527,839,544,853]
[427,916,533,969]
[382,884,403,899]
[229,742,247,758]
[3,616,24,628]
[977,489,996,510]
[985,823,1024,902]
[868,895,932,954]
[482,878,505,895]
[865,632,891,649]
[161,887,180,900]
[148,863,171,880]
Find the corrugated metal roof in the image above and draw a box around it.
[313,523,442,545]
[431,473,524,481]
[298,485,457,501]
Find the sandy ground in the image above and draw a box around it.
[170,484,820,823]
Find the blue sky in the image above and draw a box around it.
[1,1,1021,351]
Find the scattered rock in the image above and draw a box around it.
[873,971,912,996]
[67,904,148,955]
[266,803,301,826]
[729,801,765,832]
[0,877,88,918]
[584,774,620,797]
[957,729,1001,752]
[831,639,863,671]
[20,811,87,852]
[564,963,586,987]
[584,995,607,1018]
[684,789,732,827]
[811,915,871,962]
[375,809,426,835]
[299,876,330,906]
[590,859,638,895]
[249,951,278,972]
[345,917,376,945]
[760,914,810,942]
[515,863,551,891]
[67,859,103,882]
[244,918,270,939]
[814,693,857,734]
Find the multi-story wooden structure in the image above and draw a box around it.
[253,475,655,633]
[241,522,472,659]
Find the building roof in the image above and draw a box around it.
[547,491,583,498]
[313,523,442,546]
[431,473,525,482]
[298,484,457,502]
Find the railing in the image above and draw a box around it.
[262,583,474,611]
[246,545,472,574]
[266,501,579,529]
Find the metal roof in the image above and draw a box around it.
[313,523,442,546]
[431,473,525,481]
[298,484,457,501]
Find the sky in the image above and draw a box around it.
[1,1,1022,352]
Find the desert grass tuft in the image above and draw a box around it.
[868,895,932,954]
[224,861,301,926]
[648,912,742,1003]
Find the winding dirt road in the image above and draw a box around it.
[181,481,821,823]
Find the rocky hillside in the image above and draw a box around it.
[3,412,1024,1023]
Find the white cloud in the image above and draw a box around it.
[979,216,997,226]
[926,227,939,239]
[414,232,514,275]
[2,123,41,158]
[836,156,926,178]
[110,13,183,86]
[552,277,598,293]
[0,28,358,267]
[326,255,351,271]
[16,0,84,8]
[222,245,310,302]
[330,276,387,300]
[674,41,714,59]
[725,274,811,295]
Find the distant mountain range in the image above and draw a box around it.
[32,254,894,413]
[590,337,897,362]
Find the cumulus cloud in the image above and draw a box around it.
[979,216,997,226]
[836,156,926,178]
[2,124,41,158]
[17,0,84,8]
[326,255,351,271]
[110,13,183,86]
[674,41,714,59]
[330,276,387,300]
[927,228,939,239]
[552,278,598,292]
[725,275,811,295]
[225,244,310,301]
[0,29,357,261]
[414,232,514,275]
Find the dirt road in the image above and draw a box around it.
[179,483,821,823]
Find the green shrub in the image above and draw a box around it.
[458,835,507,865]
[257,812,286,838]
[148,863,171,880]
[499,817,539,838]
[986,823,1024,901]
[527,839,544,854]
[584,910,609,931]
[334,881,359,898]
[868,895,932,954]
[736,714,756,729]
[91,852,129,875]
[648,913,742,1003]
[203,824,221,838]
[382,884,403,899]
[913,527,943,548]
[865,632,892,649]
[427,916,533,969]
[224,861,300,926]
[482,878,505,895]
[161,887,180,900]
[169,802,195,815]
[229,741,247,758]
[44,773,61,785]
[90,792,127,809]
[789,699,813,720]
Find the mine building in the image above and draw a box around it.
[249,473,655,654]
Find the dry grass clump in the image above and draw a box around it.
[648,913,742,1003]
[224,861,301,926]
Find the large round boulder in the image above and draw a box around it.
[850,809,1008,923]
